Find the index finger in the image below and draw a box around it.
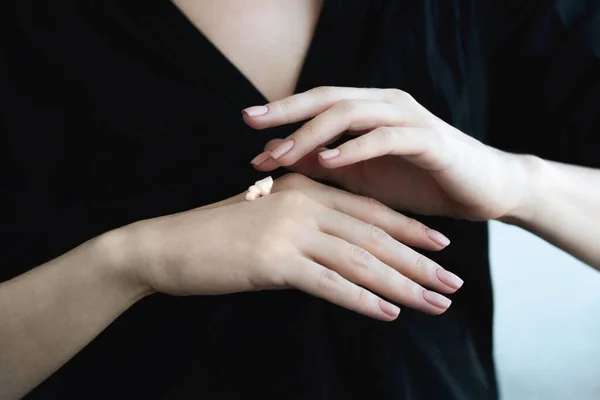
[242,86,391,129]
[276,174,450,251]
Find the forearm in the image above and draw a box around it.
[0,229,148,399]
[504,156,600,269]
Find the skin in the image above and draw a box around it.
[245,87,600,268]
[1,2,327,397]
[2,0,598,398]
[0,174,459,399]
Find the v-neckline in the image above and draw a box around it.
[161,1,328,109]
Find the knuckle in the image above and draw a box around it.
[342,137,360,152]
[274,97,293,113]
[384,89,414,104]
[318,269,341,292]
[312,86,337,99]
[274,189,312,208]
[405,217,427,236]
[301,119,318,137]
[414,254,439,281]
[368,224,391,244]
[276,172,311,189]
[363,196,389,213]
[414,254,431,272]
[395,272,423,299]
[407,281,425,302]
[412,282,426,300]
[336,99,361,115]
[355,287,372,306]
[349,245,374,270]
[269,98,294,124]
[345,136,369,154]
[374,126,396,145]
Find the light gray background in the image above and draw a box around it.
[490,221,600,400]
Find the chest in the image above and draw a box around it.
[1,0,482,270]
[173,0,323,101]
[3,2,483,207]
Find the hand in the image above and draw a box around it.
[244,87,533,221]
[126,174,463,321]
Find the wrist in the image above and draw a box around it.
[92,224,156,301]
[499,154,550,227]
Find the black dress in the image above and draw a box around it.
[1,1,597,398]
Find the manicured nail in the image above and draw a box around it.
[270,139,294,159]
[422,290,452,310]
[379,299,400,318]
[319,149,341,160]
[242,105,269,117]
[426,228,451,247]
[436,268,464,290]
[250,151,272,166]
[265,141,281,151]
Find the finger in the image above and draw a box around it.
[252,139,349,185]
[265,135,344,153]
[318,126,451,171]
[265,138,290,152]
[276,175,450,251]
[316,210,462,295]
[286,257,400,321]
[265,100,410,167]
[242,86,412,129]
[254,147,339,180]
[250,139,289,172]
[304,232,452,315]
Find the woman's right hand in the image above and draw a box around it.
[124,174,463,321]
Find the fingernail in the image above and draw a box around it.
[270,139,294,159]
[319,149,341,160]
[379,299,400,318]
[436,268,464,290]
[422,290,452,310]
[426,228,451,247]
[265,141,281,151]
[250,151,272,166]
[242,105,269,117]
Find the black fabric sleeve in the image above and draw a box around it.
[486,0,599,168]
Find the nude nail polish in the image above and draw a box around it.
[250,151,272,166]
[436,268,464,290]
[426,228,451,247]
[379,299,400,318]
[242,105,269,117]
[319,149,341,160]
[422,290,452,310]
[270,140,294,159]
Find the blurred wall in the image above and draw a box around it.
[490,221,600,400]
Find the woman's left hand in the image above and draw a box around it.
[244,87,534,221]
